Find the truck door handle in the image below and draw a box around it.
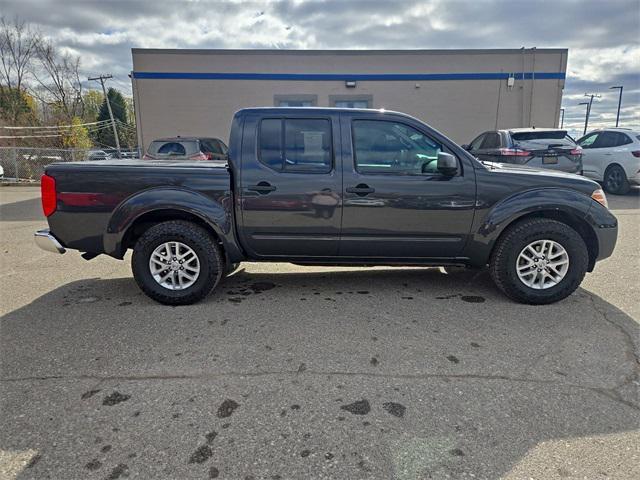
[248,182,276,194]
[346,184,375,196]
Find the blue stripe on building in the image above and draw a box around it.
[132,71,565,81]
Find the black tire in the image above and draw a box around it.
[489,218,588,305]
[131,220,223,305]
[603,164,630,195]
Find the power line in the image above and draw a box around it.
[0,120,111,130]
[88,74,121,158]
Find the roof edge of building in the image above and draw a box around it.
[131,48,568,56]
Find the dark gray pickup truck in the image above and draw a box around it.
[35,108,617,305]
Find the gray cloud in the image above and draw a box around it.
[2,0,638,131]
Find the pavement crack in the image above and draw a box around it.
[588,294,640,400]
[2,369,638,411]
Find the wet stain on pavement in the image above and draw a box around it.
[357,291,369,294]
[102,392,131,406]
[383,402,406,418]
[26,454,41,468]
[340,399,371,415]
[297,363,307,373]
[217,399,240,418]
[101,445,112,453]
[189,445,213,464]
[470,342,481,348]
[209,466,220,478]
[205,431,218,444]
[85,459,101,471]
[436,293,460,300]
[461,295,485,303]
[106,463,129,479]
[118,302,132,306]
[447,355,460,364]
[81,389,101,400]
[449,448,465,457]
[300,449,311,458]
[370,357,379,366]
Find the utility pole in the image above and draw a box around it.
[559,108,565,128]
[580,93,601,135]
[609,86,623,127]
[88,74,121,158]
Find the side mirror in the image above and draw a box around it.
[437,152,458,176]
[461,144,470,150]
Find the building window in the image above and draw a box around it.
[335,100,369,108]
[274,95,317,107]
[278,100,313,107]
[329,95,373,109]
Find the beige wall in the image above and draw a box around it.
[131,49,567,149]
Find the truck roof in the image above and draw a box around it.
[236,107,408,116]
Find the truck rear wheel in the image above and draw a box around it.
[489,218,588,305]
[131,220,223,305]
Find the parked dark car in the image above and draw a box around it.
[143,137,228,161]
[463,128,583,173]
[35,108,616,306]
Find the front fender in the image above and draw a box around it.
[103,187,236,259]
[464,188,593,266]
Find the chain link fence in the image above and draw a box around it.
[0,147,138,183]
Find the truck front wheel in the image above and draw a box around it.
[131,220,223,305]
[489,218,588,305]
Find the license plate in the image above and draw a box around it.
[543,156,558,164]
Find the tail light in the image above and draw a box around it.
[570,148,582,156]
[41,174,57,217]
[189,152,208,160]
[631,151,640,158]
[499,148,531,156]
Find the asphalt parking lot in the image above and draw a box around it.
[1,185,638,480]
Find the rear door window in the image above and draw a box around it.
[612,132,632,146]
[480,132,500,149]
[258,118,333,173]
[593,132,617,149]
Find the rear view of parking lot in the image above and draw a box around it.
[1,186,639,479]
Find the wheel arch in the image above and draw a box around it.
[490,210,599,271]
[103,187,242,262]
[467,188,598,270]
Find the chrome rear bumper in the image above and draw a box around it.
[34,229,66,254]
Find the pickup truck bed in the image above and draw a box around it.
[36,107,618,305]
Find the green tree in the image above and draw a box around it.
[62,116,92,149]
[96,87,127,148]
[0,86,37,124]
[82,89,103,123]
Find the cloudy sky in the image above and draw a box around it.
[3,0,639,136]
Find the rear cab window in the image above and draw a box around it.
[148,141,199,157]
[258,118,333,173]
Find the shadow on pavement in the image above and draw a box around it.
[0,197,44,222]
[1,267,638,479]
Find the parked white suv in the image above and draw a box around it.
[577,128,640,194]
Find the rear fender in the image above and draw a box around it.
[465,188,593,266]
[104,187,238,259]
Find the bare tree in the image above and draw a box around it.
[0,17,41,123]
[33,38,84,122]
